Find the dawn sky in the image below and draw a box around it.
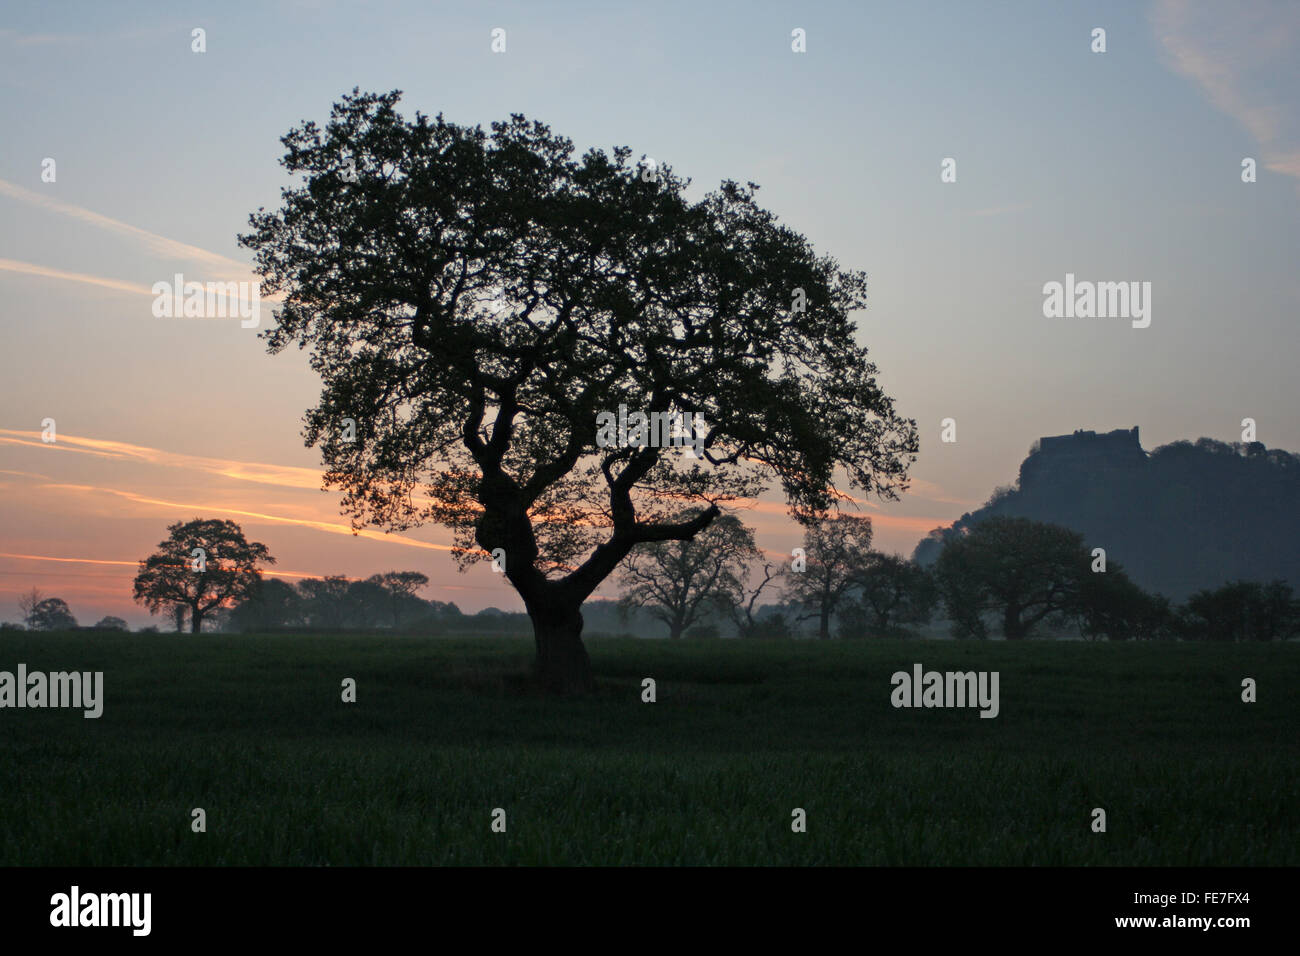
[2,0,1298,625]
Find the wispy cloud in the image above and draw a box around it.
[0,552,356,582]
[1151,0,1300,181]
[731,498,954,534]
[0,552,137,568]
[35,482,461,554]
[0,430,323,491]
[0,178,252,278]
[0,258,157,297]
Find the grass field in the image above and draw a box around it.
[0,631,1296,865]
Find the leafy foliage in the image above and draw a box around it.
[784,513,875,639]
[26,597,77,631]
[132,519,275,633]
[240,90,917,689]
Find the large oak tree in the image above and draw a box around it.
[240,90,917,693]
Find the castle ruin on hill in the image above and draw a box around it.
[1018,427,1147,489]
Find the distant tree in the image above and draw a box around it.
[618,511,758,640]
[0,622,24,631]
[239,90,918,692]
[1256,580,1300,641]
[367,571,431,628]
[849,552,937,633]
[227,578,304,632]
[784,514,874,639]
[1074,565,1169,641]
[17,587,44,625]
[93,616,130,631]
[748,609,794,639]
[170,604,187,633]
[340,578,388,628]
[133,519,276,634]
[27,597,77,631]
[1182,580,1299,641]
[427,599,464,620]
[296,576,351,628]
[935,517,1087,640]
[920,433,1300,601]
[727,561,786,638]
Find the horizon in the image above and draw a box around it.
[0,419,1271,628]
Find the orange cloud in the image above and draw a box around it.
[0,258,157,297]
[0,552,349,582]
[0,430,323,490]
[33,482,463,555]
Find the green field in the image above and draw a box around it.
[0,632,1296,865]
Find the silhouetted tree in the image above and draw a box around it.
[17,587,44,625]
[847,552,937,634]
[226,578,304,632]
[26,597,77,631]
[1182,580,1299,641]
[296,576,351,628]
[133,519,275,633]
[240,90,917,692]
[935,517,1086,639]
[1074,564,1169,641]
[426,599,464,621]
[367,571,431,628]
[784,514,875,639]
[727,561,786,638]
[93,616,130,631]
[1256,580,1300,641]
[618,511,757,639]
[342,578,389,628]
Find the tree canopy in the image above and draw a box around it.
[241,90,917,691]
[784,513,875,639]
[132,519,275,634]
[26,597,77,631]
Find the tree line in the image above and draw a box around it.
[618,510,1300,642]
[7,513,1297,641]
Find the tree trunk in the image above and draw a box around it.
[1003,603,1024,640]
[530,605,595,695]
[819,606,831,640]
[191,607,204,634]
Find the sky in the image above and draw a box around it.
[1,0,1298,626]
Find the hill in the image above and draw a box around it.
[914,428,1300,600]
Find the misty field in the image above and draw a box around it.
[0,632,1296,865]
